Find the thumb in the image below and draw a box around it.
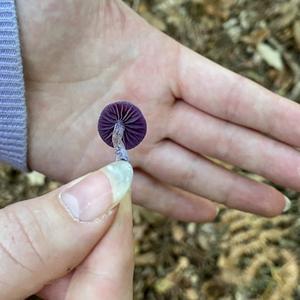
[0,161,133,300]
[41,192,134,300]
[66,192,134,300]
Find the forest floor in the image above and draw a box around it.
[1,0,300,299]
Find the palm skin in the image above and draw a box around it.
[17,0,300,223]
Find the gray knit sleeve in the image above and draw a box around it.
[0,0,27,171]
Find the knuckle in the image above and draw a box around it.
[215,122,235,160]
[181,166,196,191]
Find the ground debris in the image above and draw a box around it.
[257,43,284,71]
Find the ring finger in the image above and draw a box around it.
[142,141,289,217]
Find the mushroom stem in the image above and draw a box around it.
[112,121,129,161]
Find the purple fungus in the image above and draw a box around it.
[98,101,147,161]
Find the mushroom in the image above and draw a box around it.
[98,101,147,161]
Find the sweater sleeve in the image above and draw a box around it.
[0,0,27,171]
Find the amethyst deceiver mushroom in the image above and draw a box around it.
[98,101,147,161]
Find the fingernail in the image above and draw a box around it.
[59,161,133,222]
[283,196,291,212]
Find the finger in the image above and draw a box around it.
[38,173,217,299]
[39,193,134,300]
[142,141,289,217]
[132,170,217,222]
[0,161,133,300]
[168,102,300,191]
[177,45,300,147]
[38,273,72,300]
[64,193,134,300]
[39,194,134,300]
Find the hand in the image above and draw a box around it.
[17,0,300,220]
[0,161,134,300]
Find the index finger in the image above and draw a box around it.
[65,193,134,300]
[177,45,300,147]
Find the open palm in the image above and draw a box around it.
[19,0,300,221]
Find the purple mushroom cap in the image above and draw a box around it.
[98,101,147,150]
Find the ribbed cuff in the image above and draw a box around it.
[0,0,27,171]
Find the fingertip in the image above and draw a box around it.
[251,187,288,218]
[283,196,291,213]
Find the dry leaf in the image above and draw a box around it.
[185,288,199,300]
[154,278,174,294]
[241,28,270,45]
[172,224,185,242]
[293,20,300,50]
[257,43,284,71]
[135,252,157,266]
[26,171,45,186]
